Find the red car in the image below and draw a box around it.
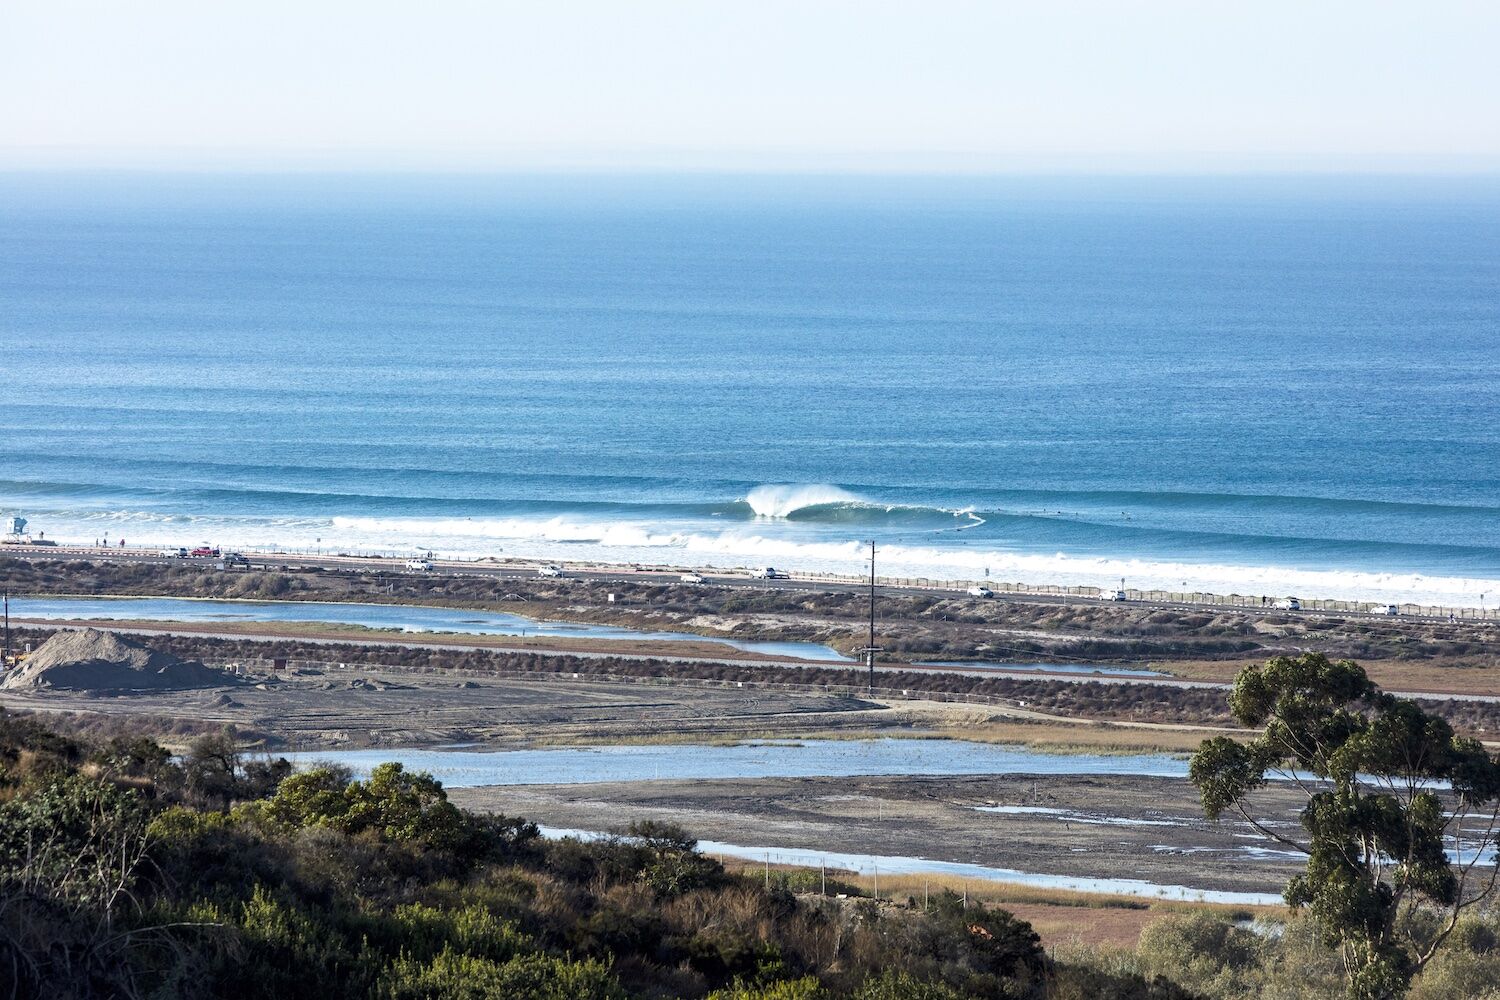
[190,546,220,558]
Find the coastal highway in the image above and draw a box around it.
[0,543,1476,625]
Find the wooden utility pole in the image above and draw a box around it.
[857,540,881,693]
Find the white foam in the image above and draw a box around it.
[744,483,861,518]
[26,508,1500,607]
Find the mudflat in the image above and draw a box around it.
[451,773,1306,896]
[0,659,891,750]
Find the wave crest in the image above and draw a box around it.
[744,484,861,518]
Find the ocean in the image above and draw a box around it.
[2,173,1498,605]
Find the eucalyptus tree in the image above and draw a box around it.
[1190,652,1500,999]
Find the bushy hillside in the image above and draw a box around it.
[0,710,1192,1000]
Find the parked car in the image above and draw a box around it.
[967,585,994,598]
[1273,598,1302,611]
[1103,589,1127,602]
[537,565,563,578]
[405,558,433,572]
[190,546,220,558]
[680,572,706,584]
[159,547,187,558]
[222,552,251,568]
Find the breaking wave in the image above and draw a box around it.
[743,484,863,518]
[15,496,1500,608]
[53,511,1492,607]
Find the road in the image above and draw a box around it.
[1,543,1474,625]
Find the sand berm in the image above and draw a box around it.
[2,628,228,692]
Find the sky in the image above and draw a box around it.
[2,0,1498,173]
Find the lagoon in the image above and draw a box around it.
[288,738,1189,788]
[8,595,853,662]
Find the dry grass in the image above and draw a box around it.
[1154,656,1500,697]
[722,860,1283,949]
[999,902,1168,950]
[873,699,1250,754]
[930,721,1225,754]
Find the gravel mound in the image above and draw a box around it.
[2,629,226,692]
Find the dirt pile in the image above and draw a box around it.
[2,629,226,692]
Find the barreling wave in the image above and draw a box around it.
[737,484,984,530]
[743,484,863,518]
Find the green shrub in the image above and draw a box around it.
[853,970,971,998]
[376,948,626,1000]
[1135,912,1262,997]
[707,976,830,1000]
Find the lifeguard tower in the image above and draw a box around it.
[3,516,29,544]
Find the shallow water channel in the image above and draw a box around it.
[287,738,1191,787]
[9,595,853,661]
[539,826,1282,907]
[283,739,1287,905]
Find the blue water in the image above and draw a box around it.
[289,738,1190,786]
[539,827,1282,906]
[3,173,1499,604]
[917,661,1168,678]
[5,596,852,661]
[293,738,1273,902]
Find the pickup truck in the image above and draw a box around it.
[190,546,220,558]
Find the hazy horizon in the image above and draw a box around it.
[4,1,1497,175]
